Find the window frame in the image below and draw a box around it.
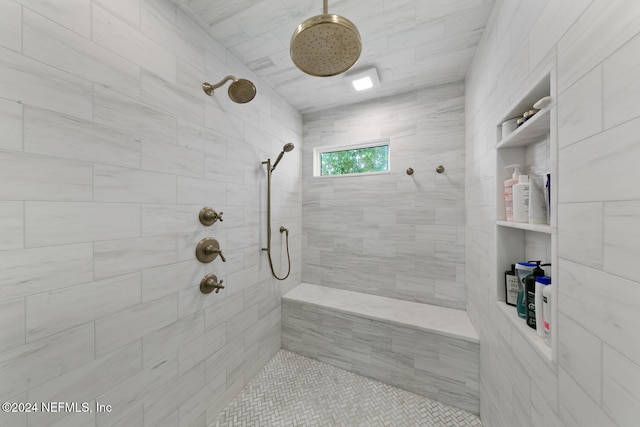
[313,138,391,178]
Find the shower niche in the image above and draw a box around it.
[494,71,558,364]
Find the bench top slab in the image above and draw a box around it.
[283,283,479,343]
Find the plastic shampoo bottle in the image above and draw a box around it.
[503,164,521,221]
[512,175,529,223]
[529,174,547,224]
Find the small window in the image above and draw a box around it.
[314,140,390,177]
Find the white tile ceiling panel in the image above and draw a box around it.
[170,0,495,113]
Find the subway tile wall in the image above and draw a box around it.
[466,0,640,426]
[0,1,301,426]
[302,84,467,310]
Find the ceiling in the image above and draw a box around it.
[170,0,495,114]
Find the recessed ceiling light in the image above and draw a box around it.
[352,76,373,91]
[344,67,380,92]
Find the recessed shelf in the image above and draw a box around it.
[496,220,552,234]
[496,301,552,362]
[497,105,551,149]
[495,69,557,365]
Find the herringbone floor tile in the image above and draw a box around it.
[212,350,482,427]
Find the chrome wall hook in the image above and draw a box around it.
[436,165,445,174]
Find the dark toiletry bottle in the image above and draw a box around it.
[505,264,518,306]
[525,262,548,329]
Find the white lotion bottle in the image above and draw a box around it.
[529,174,547,224]
[535,276,551,338]
[512,175,529,223]
[542,284,552,346]
[504,164,521,221]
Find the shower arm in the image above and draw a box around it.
[202,75,237,95]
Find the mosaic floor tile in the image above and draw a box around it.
[212,350,482,427]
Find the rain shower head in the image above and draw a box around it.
[202,75,256,103]
[290,0,361,77]
[271,143,295,172]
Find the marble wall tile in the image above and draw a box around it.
[177,176,227,205]
[603,31,640,129]
[93,86,178,144]
[144,362,206,427]
[142,260,203,303]
[559,259,640,367]
[603,201,640,282]
[93,0,141,26]
[96,353,177,427]
[0,324,94,400]
[26,273,141,342]
[0,201,23,250]
[26,341,141,427]
[0,0,300,424]
[559,116,640,203]
[0,298,25,353]
[178,323,226,376]
[0,98,22,151]
[94,164,177,204]
[94,235,177,280]
[558,368,615,427]
[24,107,141,168]
[558,313,603,404]
[302,85,466,307]
[204,291,245,331]
[25,202,141,246]
[556,0,640,94]
[17,0,91,37]
[141,70,205,124]
[0,46,92,120]
[0,243,93,302]
[141,0,205,69]
[142,311,204,368]
[0,0,21,52]
[602,345,640,427]
[141,204,203,236]
[557,66,602,148]
[558,202,604,268]
[141,138,204,178]
[92,4,176,83]
[22,9,140,98]
[0,151,92,201]
[95,294,178,357]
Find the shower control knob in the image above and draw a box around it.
[200,274,225,294]
[199,208,223,226]
[195,238,226,263]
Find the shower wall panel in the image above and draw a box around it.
[302,84,466,310]
[0,1,302,426]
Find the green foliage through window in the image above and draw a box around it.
[320,145,389,176]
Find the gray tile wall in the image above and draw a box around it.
[466,1,640,426]
[0,1,301,426]
[302,84,467,309]
[282,299,480,414]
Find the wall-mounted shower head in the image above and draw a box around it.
[271,143,295,172]
[202,75,256,103]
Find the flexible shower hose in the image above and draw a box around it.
[266,226,291,281]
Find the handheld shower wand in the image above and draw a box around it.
[262,143,295,280]
[271,143,295,172]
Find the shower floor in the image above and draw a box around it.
[212,350,482,427]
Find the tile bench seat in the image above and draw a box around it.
[282,283,480,414]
